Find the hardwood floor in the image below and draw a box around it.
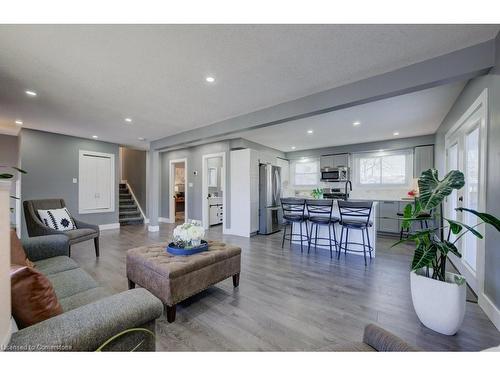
[69,223,500,351]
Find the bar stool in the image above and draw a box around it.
[397,209,433,240]
[337,201,374,266]
[305,199,339,258]
[281,198,309,253]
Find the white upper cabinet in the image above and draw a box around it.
[79,150,115,213]
[320,153,349,169]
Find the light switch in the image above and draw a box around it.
[188,182,193,188]
[72,178,78,184]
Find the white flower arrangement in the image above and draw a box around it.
[172,220,205,248]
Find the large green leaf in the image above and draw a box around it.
[444,240,461,258]
[401,203,413,230]
[444,218,483,239]
[456,207,500,232]
[418,169,464,212]
[411,242,437,270]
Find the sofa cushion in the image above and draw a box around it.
[11,265,63,328]
[59,287,111,312]
[47,268,99,299]
[35,256,79,276]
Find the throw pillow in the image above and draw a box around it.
[10,229,35,268]
[37,207,76,231]
[11,265,63,329]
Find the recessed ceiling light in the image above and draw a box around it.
[25,90,37,97]
[205,76,215,83]
[92,135,98,139]
[393,132,400,136]
[125,118,132,123]
[15,120,23,125]
[291,146,296,150]
[307,130,313,134]
[138,137,146,141]
[353,121,361,126]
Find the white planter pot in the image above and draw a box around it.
[410,269,466,335]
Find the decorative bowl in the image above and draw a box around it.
[166,240,208,256]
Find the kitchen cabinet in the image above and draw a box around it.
[320,153,349,169]
[377,201,400,233]
[209,204,223,225]
[414,145,434,177]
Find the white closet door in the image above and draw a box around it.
[95,156,112,209]
[79,151,115,214]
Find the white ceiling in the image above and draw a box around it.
[235,81,466,152]
[0,25,498,148]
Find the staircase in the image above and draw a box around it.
[119,183,144,226]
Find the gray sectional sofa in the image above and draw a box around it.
[7,235,163,351]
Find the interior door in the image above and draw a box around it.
[445,106,485,293]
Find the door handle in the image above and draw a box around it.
[458,196,463,202]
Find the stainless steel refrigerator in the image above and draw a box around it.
[259,163,281,234]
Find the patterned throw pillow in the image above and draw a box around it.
[37,208,76,231]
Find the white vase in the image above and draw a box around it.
[410,269,466,335]
[191,239,201,247]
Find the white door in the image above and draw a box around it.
[444,91,487,294]
[79,151,115,213]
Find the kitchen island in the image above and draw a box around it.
[289,198,378,258]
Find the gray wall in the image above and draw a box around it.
[285,134,435,159]
[121,147,147,214]
[160,141,230,223]
[0,134,20,225]
[159,137,284,226]
[434,67,500,308]
[19,129,120,238]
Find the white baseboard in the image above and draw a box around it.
[479,293,500,331]
[144,218,150,224]
[148,225,159,232]
[99,223,120,231]
[159,216,173,223]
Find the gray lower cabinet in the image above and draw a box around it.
[377,201,400,234]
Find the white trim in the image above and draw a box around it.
[148,224,159,232]
[78,149,116,214]
[99,222,120,230]
[479,293,500,331]
[158,216,172,223]
[445,88,487,296]
[202,152,227,233]
[122,180,146,220]
[15,179,21,238]
[168,158,188,224]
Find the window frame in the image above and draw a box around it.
[352,149,413,189]
[291,158,320,187]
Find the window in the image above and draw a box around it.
[354,150,412,187]
[293,158,319,186]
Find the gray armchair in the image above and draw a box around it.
[23,199,100,257]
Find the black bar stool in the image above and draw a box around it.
[305,199,339,258]
[281,198,309,253]
[337,201,374,266]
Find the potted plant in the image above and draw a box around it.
[311,187,323,199]
[167,220,207,256]
[394,169,500,335]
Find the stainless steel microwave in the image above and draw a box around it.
[320,167,350,182]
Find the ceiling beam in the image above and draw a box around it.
[151,38,496,151]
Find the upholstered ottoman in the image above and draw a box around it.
[126,240,241,322]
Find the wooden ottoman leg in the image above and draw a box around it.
[128,279,135,289]
[166,305,176,323]
[232,273,240,287]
